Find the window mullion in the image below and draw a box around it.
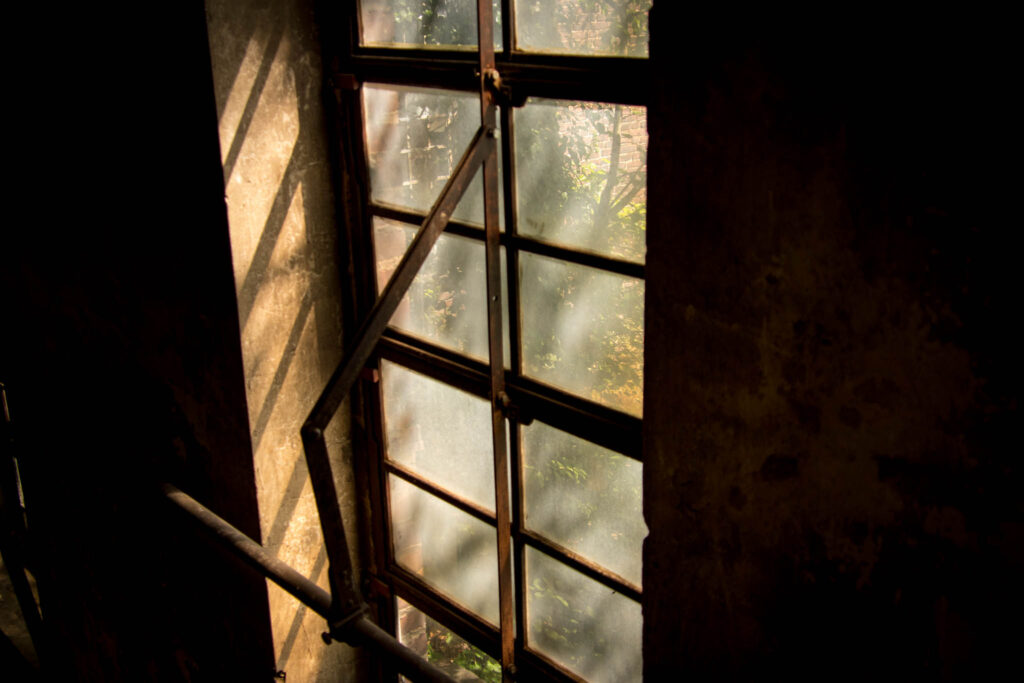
[477,0,516,679]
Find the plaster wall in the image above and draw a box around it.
[205,1,364,680]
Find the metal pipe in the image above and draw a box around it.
[160,483,456,682]
[161,483,333,617]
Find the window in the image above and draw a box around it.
[330,2,650,680]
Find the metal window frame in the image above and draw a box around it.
[316,2,650,681]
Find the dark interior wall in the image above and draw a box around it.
[3,2,276,679]
[645,10,1020,681]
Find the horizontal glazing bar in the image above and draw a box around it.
[372,203,488,237]
[339,53,648,105]
[378,335,642,459]
[306,126,495,430]
[385,460,497,526]
[518,529,641,602]
[370,204,645,279]
[511,234,644,279]
[521,647,589,683]
[390,566,502,655]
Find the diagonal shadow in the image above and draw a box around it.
[251,289,314,453]
[236,145,306,331]
[221,18,287,185]
[275,545,327,672]
[262,447,312,556]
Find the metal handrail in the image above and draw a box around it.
[161,483,455,683]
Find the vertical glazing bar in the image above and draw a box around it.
[501,0,513,55]
[477,0,515,679]
[500,104,522,378]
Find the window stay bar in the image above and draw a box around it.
[298,123,495,637]
[293,1,510,679]
[474,1,517,680]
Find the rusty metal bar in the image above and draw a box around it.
[384,461,496,526]
[378,335,642,459]
[304,125,494,432]
[519,529,642,603]
[476,1,515,679]
[368,202,646,279]
[300,426,361,613]
[162,482,334,615]
[301,124,494,617]
[160,483,456,683]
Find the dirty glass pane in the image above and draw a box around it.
[360,0,502,51]
[516,99,646,263]
[381,360,495,511]
[363,85,502,227]
[526,548,641,682]
[519,253,644,416]
[396,597,502,682]
[373,219,510,366]
[390,475,499,624]
[522,421,644,585]
[514,0,650,57]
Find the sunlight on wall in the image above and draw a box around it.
[207,2,358,680]
[223,36,300,286]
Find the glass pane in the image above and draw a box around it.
[522,421,644,585]
[516,99,646,263]
[390,475,499,624]
[360,0,503,51]
[514,0,650,57]
[373,219,510,366]
[363,85,502,227]
[526,548,641,682]
[381,361,495,510]
[397,597,502,682]
[519,253,644,416]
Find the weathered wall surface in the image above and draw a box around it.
[205,1,363,680]
[645,12,1020,680]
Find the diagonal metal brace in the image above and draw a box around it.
[305,125,495,432]
[299,124,496,627]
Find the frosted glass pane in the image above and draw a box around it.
[390,475,499,624]
[520,253,644,416]
[364,85,501,227]
[515,99,646,263]
[522,421,644,585]
[514,0,650,57]
[360,0,502,51]
[373,219,510,366]
[381,361,495,510]
[526,548,641,682]
[396,597,501,682]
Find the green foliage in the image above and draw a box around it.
[425,619,502,682]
